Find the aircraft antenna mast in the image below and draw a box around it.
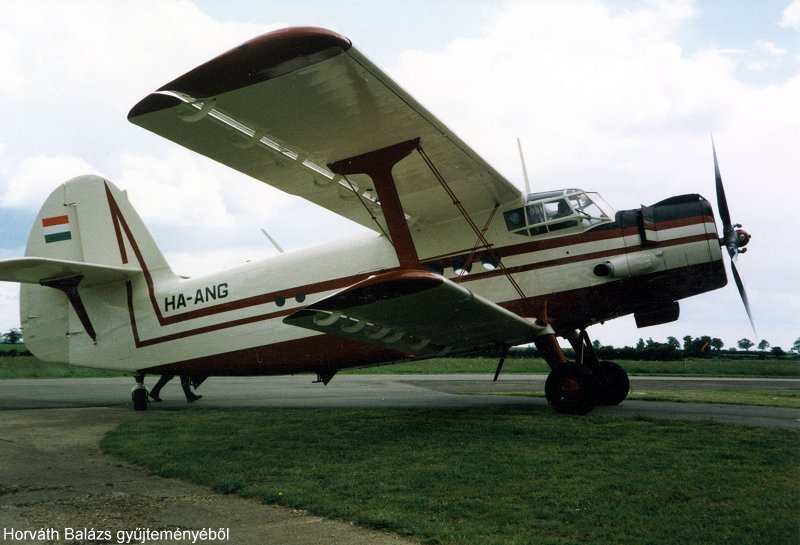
[517,138,531,195]
[260,228,284,254]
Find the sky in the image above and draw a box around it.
[1,0,798,351]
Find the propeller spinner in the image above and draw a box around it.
[712,139,755,333]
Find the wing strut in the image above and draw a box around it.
[493,344,510,382]
[329,139,421,268]
[458,203,500,280]
[339,174,393,242]
[415,145,529,310]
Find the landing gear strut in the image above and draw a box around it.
[536,329,630,415]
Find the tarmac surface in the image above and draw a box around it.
[1,374,797,427]
[1,374,798,544]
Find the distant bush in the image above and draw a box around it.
[0,347,31,357]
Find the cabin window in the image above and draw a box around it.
[503,190,612,238]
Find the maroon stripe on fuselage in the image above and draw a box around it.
[456,233,717,285]
[106,183,380,329]
[139,333,409,376]
[109,181,719,354]
[138,260,727,376]
[424,212,715,267]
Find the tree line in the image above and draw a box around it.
[2,328,799,360]
[0,328,31,357]
[592,335,800,360]
[502,334,800,361]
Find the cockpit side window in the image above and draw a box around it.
[504,208,526,231]
[545,199,578,230]
[569,194,609,227]
[526,202,545,225]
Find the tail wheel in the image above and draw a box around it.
[597,361,630,406]
[545,363,598,415]
[131,386,148,411]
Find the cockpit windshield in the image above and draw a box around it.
[503,189,614,237]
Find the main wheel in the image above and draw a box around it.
[545,363,598,415]
[597,361,630,406]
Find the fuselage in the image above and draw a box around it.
[80,186,725,376]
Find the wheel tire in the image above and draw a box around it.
[132,387,148,411]
[545,363,598,415]
[597,361,630,406]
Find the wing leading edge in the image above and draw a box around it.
[284,270,539,358]
[128,27,523,236]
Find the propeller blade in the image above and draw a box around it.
[712,138,732,231]
[712,138,755,333]
[730,259,756,335]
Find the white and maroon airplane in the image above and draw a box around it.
[0,27,751,414]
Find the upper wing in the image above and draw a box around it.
[128,27,523,234]
[284,270,539,358]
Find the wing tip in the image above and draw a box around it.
[128,93,184,121]
[128,27,352,120]
[161,27,351,99]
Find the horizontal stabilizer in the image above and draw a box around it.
[284,270,539,357]
[0,257,141,286]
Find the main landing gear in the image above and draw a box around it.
[536,330,630,415]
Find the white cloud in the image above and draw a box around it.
[780,0,800,30]
[0,1,274,107]
[737,39,787,72]
[118,150,238,229]
[0,154,97,209]
[0,283,20,331]
[0,31,28,96]
[391,0,724,204]
[389,0,799,348]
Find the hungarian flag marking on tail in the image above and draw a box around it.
[42,215,72,243]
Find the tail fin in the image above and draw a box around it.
[24,175,173,275]
[1,175,175,364]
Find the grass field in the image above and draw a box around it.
[1,354,796,381]
[341,356,799,377]
[480,389,800,409]
[628,389,800,408]
[102,407,800,545]
[0,356,125,378]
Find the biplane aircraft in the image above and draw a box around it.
[0,27,752,414]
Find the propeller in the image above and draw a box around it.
[712,138,755,334]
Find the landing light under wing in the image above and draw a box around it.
[128,27,523,233]
[284,270,539,358]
